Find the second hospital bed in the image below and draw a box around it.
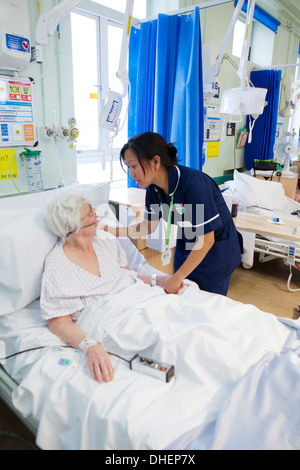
[0,182,300,450]
[224,170,300,284]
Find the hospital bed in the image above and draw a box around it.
[0,182,300,451]
[224,170,300,288]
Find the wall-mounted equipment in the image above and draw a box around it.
[0,75,37,148]
[35,0,83,64]
[204,0,267,142]
[100,0,134,133]
[34,0,134,137]
[20,147,44,192]
[0,0,31,73]
[62,117,79,148]
[279,75,300,118]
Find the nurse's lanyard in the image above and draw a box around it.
[160,194,174,266]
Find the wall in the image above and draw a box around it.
[1,0,298,196]
[198,1,246,177]
[179,0,300,178]
[0,0,77,197]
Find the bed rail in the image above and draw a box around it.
[0,365,38,436]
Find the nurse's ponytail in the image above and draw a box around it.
[166,141,178,165]
[120,132,178,174]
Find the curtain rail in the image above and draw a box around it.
[133,0,234,26]
[253,63,299,70]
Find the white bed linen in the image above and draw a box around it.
[223,171,300,268]
[1,281,299,450]
[239,206,300,268]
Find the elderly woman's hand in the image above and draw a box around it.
[158,274,185,295]
[86,343,114,383]
[151,274,185,294]
[48,316,114,384]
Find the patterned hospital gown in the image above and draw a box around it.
[40,236,137,321]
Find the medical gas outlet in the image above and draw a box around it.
[40,118,79,146]
[62,127,79,140]
[62,118,79,147]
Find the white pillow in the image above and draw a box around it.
[0,184,112,316]
[226,170,287,212]
[0,211,57,316]
[0,198,158,317]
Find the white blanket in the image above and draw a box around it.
[7,281,299,450]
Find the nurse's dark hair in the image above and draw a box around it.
[120,132,178,174]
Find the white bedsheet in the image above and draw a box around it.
[1,281,299,450]
[239,205,300,268]
[223,176,300,268]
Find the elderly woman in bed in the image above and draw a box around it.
[40,190,174,384]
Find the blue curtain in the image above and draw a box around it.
[244,69,282,170]
[127,7,204,187]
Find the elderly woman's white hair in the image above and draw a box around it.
[43,189,89,243]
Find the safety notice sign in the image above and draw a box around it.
[0,75,37,148]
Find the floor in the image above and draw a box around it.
[228,253,300,319]
[0,252,299,450]
[0,398,38,450]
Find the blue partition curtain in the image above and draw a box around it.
[127,7,204,187]
[244,69,282,170]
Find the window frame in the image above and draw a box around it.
[232,13,275,67]
[72,8,125,165]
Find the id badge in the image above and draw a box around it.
[161,246,172,266]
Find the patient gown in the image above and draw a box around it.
[40,236,137,321]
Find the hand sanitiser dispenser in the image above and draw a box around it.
[0,0,31,73]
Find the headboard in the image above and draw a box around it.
[0,182,110,211]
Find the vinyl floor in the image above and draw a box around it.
[228,253,300,319]
[0,398,39,450]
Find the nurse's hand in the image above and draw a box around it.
[100,224,118,236]
[100,224,128,238]
[86,343,114,383]
[161,274,185,295]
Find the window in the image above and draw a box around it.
[70,2,147,187]
[92,0,147,18]
[232,18,246,59]
[232,16,275,67]
[71,12,99,153]
[250,21,274,67]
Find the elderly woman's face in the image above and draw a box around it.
[80,202,98,233]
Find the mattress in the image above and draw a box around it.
[1,284,300,450]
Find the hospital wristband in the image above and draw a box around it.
[79,337,97,354]
[151,274,157,286]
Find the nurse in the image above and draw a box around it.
[113,132,242,296]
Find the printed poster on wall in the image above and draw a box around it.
[0,75,37,148]
[0,148,18,180]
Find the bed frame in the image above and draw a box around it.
[254,236,300,267]
[0,183,112,441]
[0,365,38,436]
